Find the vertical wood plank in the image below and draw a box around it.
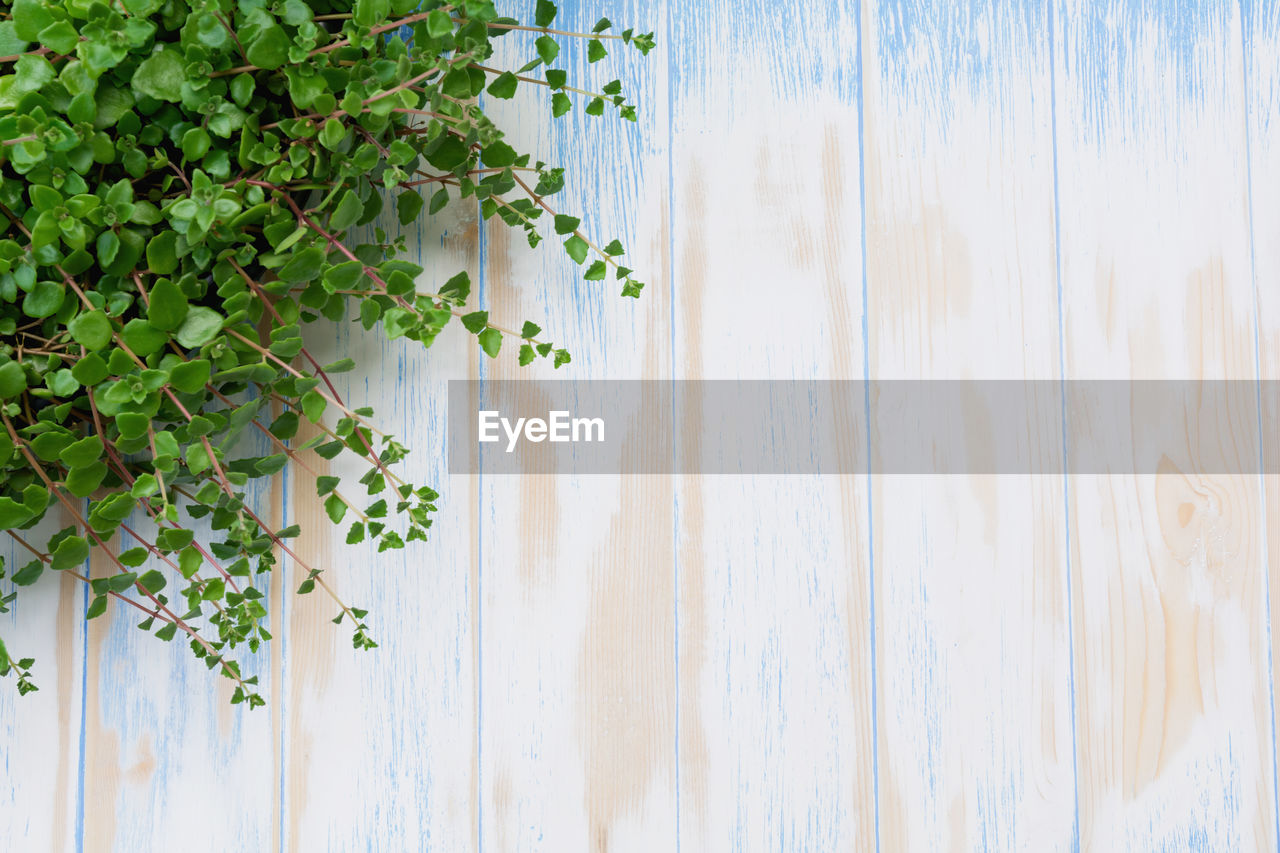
[668,2,876,849]
[79,468,278,852]
[277,205,480,848]
[862,1,1077,849]
[1244,0,1280,841]
[1055,1,1277,848]
[0,522,83,852]
[476,1,675,849]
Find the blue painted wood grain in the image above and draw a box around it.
[1056,1,1274,851]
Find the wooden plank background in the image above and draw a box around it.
[4,0,1280,849]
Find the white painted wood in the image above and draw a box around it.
[3,2,1279,850]
[667,2,876,849]
[80,506,277,853]
[475,1,676,850]
[862,2,1077,850]
[1054,1,1276,848]
[275,206,481,851]
[0,520,83,853]
[1246,1,1280,842]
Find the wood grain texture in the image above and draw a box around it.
[4,1,1280,850]
[863,2,1076,850]
[476,1,675,849]
[1247,2,1280,849]
[668,2,875,849]
[1055,1,1276,849]
[0,519,82,853]
[277,201,481,851]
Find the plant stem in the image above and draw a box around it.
[452,18,625,39]
[470,63,612,100]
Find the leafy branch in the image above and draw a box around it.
[0,0,655,704]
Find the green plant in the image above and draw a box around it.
[0,0,653,706]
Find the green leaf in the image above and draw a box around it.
[397,190,424,225]
[50,535,89,570]
[106,572,138,593]
[137,570,167,594]
[64,462,107,496]
[245,25,289,71]
[178,546,201,579]
[520,321,541,339]
[120,318,167,356]
[0,22,29,57]
[278,246,326,282]
[426,8,452,37]
[0,361,27,399]
[551,92,572,117]
[478,327,501,358]
[518,343,535,366]
[563,235,589,264]
[588,39,607,63]
[584,260,607,281]
[130,473,159,497]
[11,559,43,586]
[487,71,518,99]
[0,498,31,527]
[12,0,51,41]
[354,0,390,27]
[439,270,470,303]
[201,577,225,601]
[85,595,108,620]
[181,127,211,161]
[46,368,79,397]
[116,411,149,439]
[174,306,223,349]
[323,260,363,291]
[535,35,559,66]
[535,0,557,27]
[71,352,108,386]
[481,141,516,167]
[168,359,211,394]
[553,214,580,235]
[146,230,179,275]
[68,310,112,351]
[329,190,363,232]
[322,358,356,374]
[460,311,488,334]
[36,20,78,55]
[23,280,65,318]
[324,494,346,523]
[117,547,148,567]
[425,136,469,171]
[301,389,325,423]
[132,49,186,102]
[60,434,103,468]
[319,117,346,149]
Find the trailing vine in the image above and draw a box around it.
[0,0,654,705]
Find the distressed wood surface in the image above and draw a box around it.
[4,0,1280,850]
[1055,2,1275,849]
[863,2,1075,850]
